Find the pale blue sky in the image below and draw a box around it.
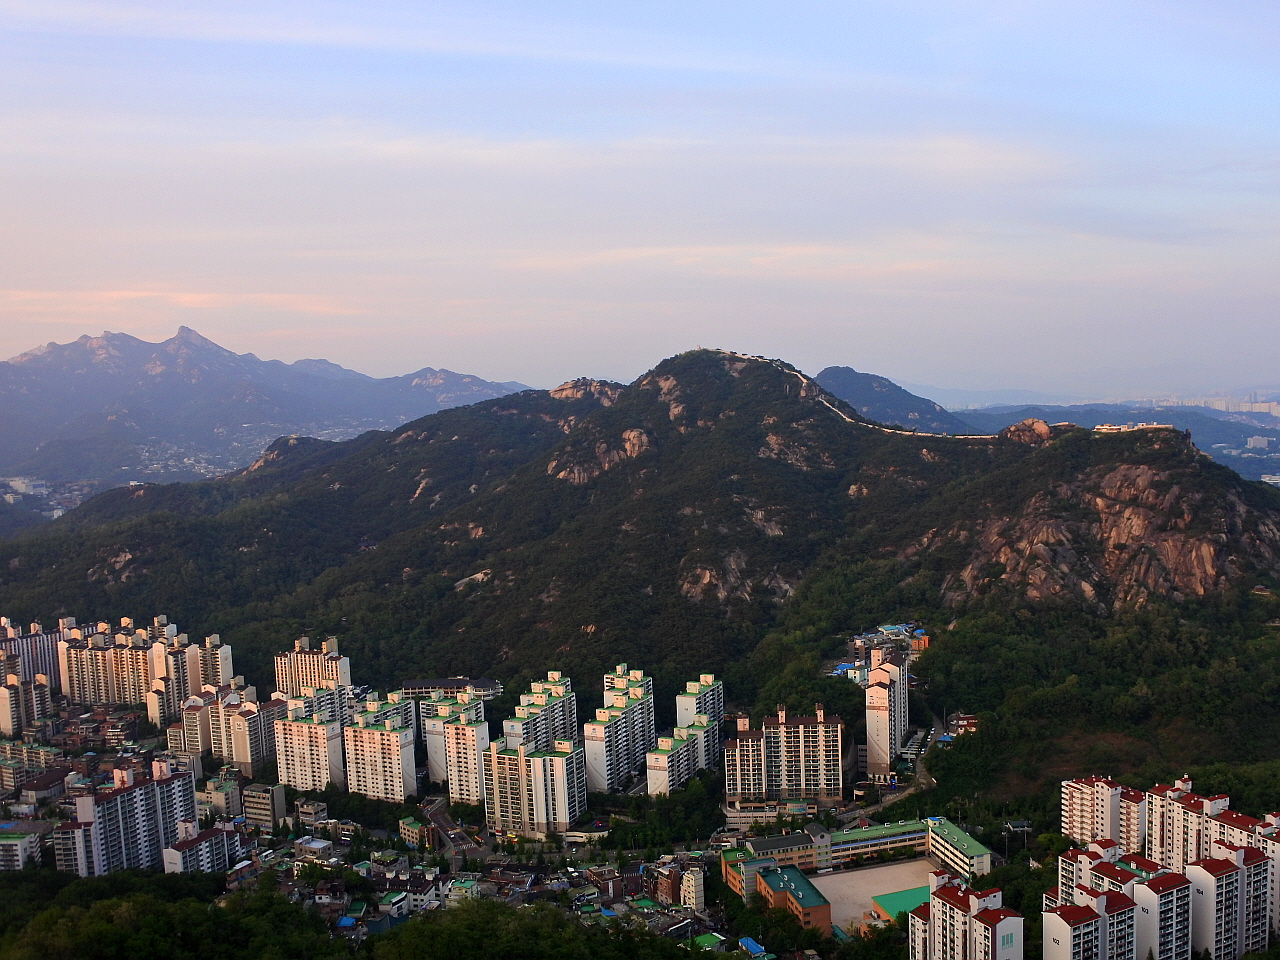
[1,1,1277,395]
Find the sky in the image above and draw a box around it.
[1,1,1278,397]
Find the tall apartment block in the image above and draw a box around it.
[55,616,240,726]
[584,665,655,793]
[344,698,416,803]
[646,714,712,796]
[676,674,724,768]
[909,871,1024,960]
[724,705,844,805]
[503,671,578,749]
[1060,777,1146,853]
[865,651,908,782]
[416,690,490,806]
[1186,847,1269,960]
[162,821,247,874]
[275,709,346,791]
[0,616,72,687]
[52,761,197,877]
[168,684,286,777]
[0,656,51,737]
[273,637,351,698]
[483,673,586,839]
[482,738,586,840]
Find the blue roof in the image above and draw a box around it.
[336,917,356,928]
[740,937,767,956]
[601,909,617,917]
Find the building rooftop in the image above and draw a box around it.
[747,833,815,854]
[1049,904,1098,926]
[872,886,931,920]
[757,866,829,908]
[926,817,993,858]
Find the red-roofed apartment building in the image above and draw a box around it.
[909,872,1023,960]
[1185,845,1269,960]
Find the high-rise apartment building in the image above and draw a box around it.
[583,665,655,793]
[1186,847,1269,960]
[909,872,1024,960]
[0,658,51,737]
[676,674,724,768]
[646,714,711,797]
[1060,777,1148,855]
[442,705,490,806]
[275,709,346,791]
[724,705,844,804]
[344,699,416,803]
[273,637,351,698]
[418,690,486,786]
[482,739,586,840]
[0,616,71,687]
[166,685,284,777]
[162,821,247,874]
[1133,873,1191,960]
[865,652,908,782]
[483,673,587,839]
[241,782,287,829]
[502,671,578,750]
[51,761,197,877]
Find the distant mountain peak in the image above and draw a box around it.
[815,365,974,434]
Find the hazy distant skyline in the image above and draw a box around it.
[2,1,1277,396]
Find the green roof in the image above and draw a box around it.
[872,886,931,919]
[720,848,750,864]
[757,866,829,907]
[693,933,726,949]
[380,892,404,904]
[830,820,929,845]
[630,898,657,909]
[925,818,991,858]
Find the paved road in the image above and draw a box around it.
[424,798,481,853]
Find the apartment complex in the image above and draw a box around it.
[583,665,655,792]
[909,871,1024,960]
[276,710,346,791]
[0,615,74,687]
[676,674,724,767]
[52,762,197,876]
[1052,777,1279,960]
[482,672,587,839]
[724,705,844,805]
[343,699,416,803]
[273,636,351,698]
[56,617,240,726]
[646,713,712,797]
[167,684,287,777]
[865,650,908,783]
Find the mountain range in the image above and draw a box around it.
[0,327,530,481]
[2,348,1278,747]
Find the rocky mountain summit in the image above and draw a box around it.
[0,350,1277,693]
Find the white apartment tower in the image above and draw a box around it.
[865,652,908,783]
[502,671,578,749]
[1186,846,1269,960]
[344,699,416,802]
[482,738,586,840]
[0,658,51,737]
[583,665,656,793]
[273,636,351,698]
[0,616,72,687]
[646,714,711,797]
[909,872,1024,960]
[275,709,346,791]
[418,691,488,795]
[483,673,587,839]
[676,674,724,768]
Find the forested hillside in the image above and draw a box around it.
[3,349,1280,792]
